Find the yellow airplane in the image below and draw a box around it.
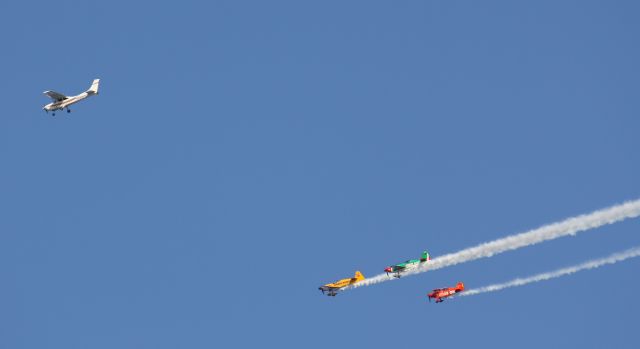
[319,271,365,296]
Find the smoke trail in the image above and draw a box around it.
[349,199,640,289]
[461,246,640,296]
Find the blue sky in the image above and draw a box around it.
[2,1,640,348]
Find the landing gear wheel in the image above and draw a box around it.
[67,109,71,113]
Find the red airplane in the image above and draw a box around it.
[427,282,464,303]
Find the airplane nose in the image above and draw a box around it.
[384,267,392,273]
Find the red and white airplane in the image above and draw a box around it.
[427,282,464,303]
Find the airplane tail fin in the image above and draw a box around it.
[420,251,431,262]
[354,271,365,281]
[87,78,100,95]
[456,282,465,291]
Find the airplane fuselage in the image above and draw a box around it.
[319,271,365,296]
[428,282,465,303]
[43,91,94,112]
[384,252,431,277]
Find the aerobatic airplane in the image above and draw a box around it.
[384,251,431,278]
[42,79,100,116]
[319,271,365,296]
[427,282,464,303]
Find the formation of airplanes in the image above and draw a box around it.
[319,250,464,303]
[42,79,100,116]
[39,81,462,304]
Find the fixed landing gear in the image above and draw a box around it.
[67,108,71,113]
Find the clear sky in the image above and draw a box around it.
[2,1,640,348]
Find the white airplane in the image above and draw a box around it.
[43,79,100,116]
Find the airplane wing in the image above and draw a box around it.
[319,285,340,296]
[390,266,406,278]
[44,90,68,102]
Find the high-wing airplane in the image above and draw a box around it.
[384,251,431,278]
[42,79,100,116]
[427,282,464,303]
[319,271,365,296]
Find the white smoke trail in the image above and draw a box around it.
[349,199,640,289]
[461,246,640,296]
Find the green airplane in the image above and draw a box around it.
[384,251,431,278]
